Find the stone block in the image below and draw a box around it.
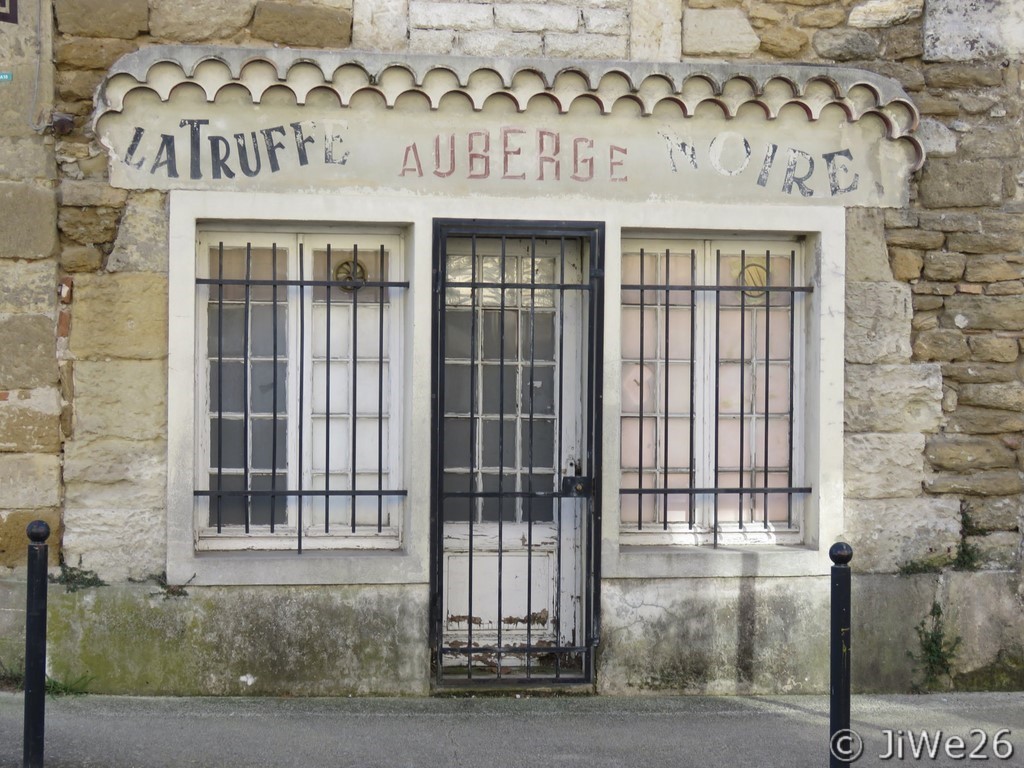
[968,336,1018,363]
[949,406,1024,435]
[946,405,1024,436]
[150,0,257,42]
[61,506,165,582]
[965,532,1021,571]
[60,245,105,273]
[759,26,809,58]
[848,0,922,28]
[0,137,56,181]
[409,29,457,55]
[959,383,1024,411]
[843,211,887,281]
[885,229,945,250]
[682,9,760,56]
[960,128,1019,159]
[73,359,167,440]
[56,69,106,103]
[749,4,785,24]
[941,362,1018,384]
[844,496,960,572]
[845,363,943,434]
[69,273,168,360]
[55,37,138,70]
[546,32,628,59]
[845,281,912,363]
[0,259,55,315]
[252,2,353,48]
[59,181,128,209]
[0,183,58,260]
[916,118,957,157]
[0,315,57,389]
[352,0,409,51]
[0,389,61,453]
[884,23,923,60]
[984,281,1024,296]
[924,0,1024,62]
[926,435,1017,472]
[919,159,1004,209]
[460,31,543,57]
[963,496,1021,532]
[913,328,970,361]
[890,247,923,281]
[58,206,121,246]
[923,250,966,281]
[944,295,1024,331]
[845,432,924,499]
[796,7,846,28]
[928,470,1023,497]
[54,0,148,38]
[64,436,166,509]
[495,4,578,32]
[106,192,168,273]
[629,0,682,60]
[409,1,492,31]
[584,9,629,36]
[812,29,879,60]
[0,454,61,509]
[0,510,62,568]
[965,256,1024,283]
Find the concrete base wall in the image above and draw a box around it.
[2,579,429,696]
[4,570,1023,695]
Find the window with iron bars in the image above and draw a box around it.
[194,230,408,551]
[619,237,811,547]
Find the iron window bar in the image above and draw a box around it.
[197,240,409,553]
[620,245,811,548]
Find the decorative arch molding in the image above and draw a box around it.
[92,47,923,205]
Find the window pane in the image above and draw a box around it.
[521,311,555,361]
[250,361,286,414]
[481,418,517,468]
[521,418,555,469]
[209,361,244,413]
[210,417,244,469]
[312,361,350,414]
[482,309,517,361]
[311,416,349,472]
[208,304,245,358]
[521,365,555,415]
[442,472,473,523]
[443,417,472,470]
[251,417,287,470]
[524,472,555,523]
[208,473,246,526]
[444,364,473,415]
[480,472,516,522]
[249,473,288,527]
[311,304,350,359]
[481,365,517,415]
[445,309,473,359]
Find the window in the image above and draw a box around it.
[194,229,407,551]
[619,237,810,547]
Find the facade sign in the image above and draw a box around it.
[94,51,922,207]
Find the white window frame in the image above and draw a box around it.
[618,235,808,547]
[193,229,405,552]
[167,190,844,585]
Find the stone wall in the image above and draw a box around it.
[0,0,1021,693]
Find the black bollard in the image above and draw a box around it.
[23,520,50,768]
[829,541,853,767]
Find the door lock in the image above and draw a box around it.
[561,476,592,497]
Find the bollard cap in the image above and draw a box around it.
[26,520,51,543]
[829,541,853,565]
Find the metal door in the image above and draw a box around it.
[431,220,603,685]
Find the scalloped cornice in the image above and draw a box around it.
[93,46,923,170]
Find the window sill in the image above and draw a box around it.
[603,539,832,579]
[196,528,402,552]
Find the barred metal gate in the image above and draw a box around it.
[431,219,603,685]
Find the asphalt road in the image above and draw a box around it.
[1,691,1023,768]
